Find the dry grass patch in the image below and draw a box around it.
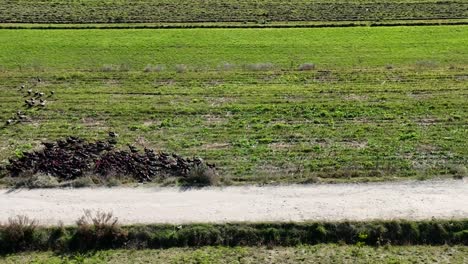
[340,140,368,149]
[343,94,369,101]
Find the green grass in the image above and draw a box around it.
[1,0,467,24]
[2,19,468,30]
[0,26,467,70]
[1,245,468,263]
[0,26,467,184]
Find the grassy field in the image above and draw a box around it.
[0,26,467,70]
[1,0,467,24]
[1,245,467,263]
[0,26,466,184]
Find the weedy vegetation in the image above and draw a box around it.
[0,26,466,185]
[0,212,467,254]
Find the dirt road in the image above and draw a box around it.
[1,180,467,225]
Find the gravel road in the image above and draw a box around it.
[1,180,467,225]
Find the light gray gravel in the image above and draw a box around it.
[0,180,467,225]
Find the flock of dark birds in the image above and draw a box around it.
[4,78,215,182]
[5,77,54,125]
[6,132,215,182]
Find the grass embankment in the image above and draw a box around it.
[0,217,467,254]
[0,26,466,185]
[2,245,468,263]
[2,19,468,30]
[0,0,466,24]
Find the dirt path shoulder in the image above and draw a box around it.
[1,180,467,225]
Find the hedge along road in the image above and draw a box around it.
[1,180,467,226]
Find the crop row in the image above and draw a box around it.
[1,1,467,24]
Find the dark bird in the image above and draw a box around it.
[6,119,13,125]
[39,92,45,97]
[50,91,55,96]
[37,77,41,83]
[42,142,55,149]
[39,100,46,107]
[27,89,32,95]
[144,148,154,154]
[108,131,118,138]
[20,84,25,90]
[108,138,118,145]
[128,144,139,153]
[24,99,34,107]
[16,111,27,120]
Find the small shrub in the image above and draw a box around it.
[177,225,222,246]
[453,230,468,244]
[301,175,320,184]
[314,224,328,243]
[47,222,68,251]
[298,63,315,71]
[101,64,115,72]
[181,164,219,187]
[76,210,119,229]
[105,177,121,187]
[217,62,235,71]
[415,60,438,70]
[24,174,59,188]
[246,63,274,71]
[449,165,467,179]
[126,228,152,249]
[71,210,127,251]
[223,225,260,246]
[175,64,188,73]
[71,176,96,188]
[262,227,281,246]
[144,64,165,72]
[0,215,38,252]
[143,64,154,72]
[119,63,131,72]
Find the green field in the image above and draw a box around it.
[0,26,467,184]
[1,0,467,24]
[2,245,467,264]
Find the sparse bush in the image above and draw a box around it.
[298,63,315,71]
[177,225,222,246]
[143,64,165,72]
[101,64,115,72]
[76,210,119,229]
[217,62,235,71]
[246,63,274,71]
[415,60,438,70]
[301,175,320,184]
[449,165,467,179]
[0,215,38,252]
[223,225,260,246]
[23,174,59,188]
[105,177,121,187]
[181,164,219,186]
[119,63,131,72]
[143,64,154,72]
[175,64,188,73]
[70,176,97,188]
[70,210,127,251]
